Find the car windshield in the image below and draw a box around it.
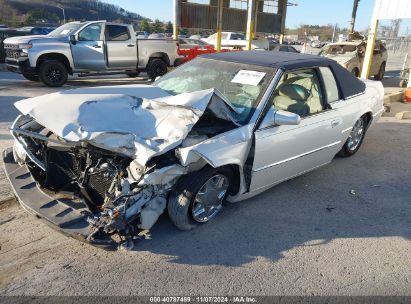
[155,57,274,123]
[47,23,83,37]
[320,44,359,55]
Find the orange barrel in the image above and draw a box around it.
[405,87,411,103]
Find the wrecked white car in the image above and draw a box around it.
[3,51,384,249]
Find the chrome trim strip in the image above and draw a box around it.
[342,126,353,133]
[253,141,341,172]
[373,107,384,117]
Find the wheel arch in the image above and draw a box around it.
[36,53,73,75]
[149,52,170,66]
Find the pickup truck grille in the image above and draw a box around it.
[4,44,21,60]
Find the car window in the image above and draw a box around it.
[270,69,324,117]
[106,25,130,41]
[78,23,103,41]
[319,67,340,103]
[279,46,288,52]
[155,58,275,124]
[288,47,297,52]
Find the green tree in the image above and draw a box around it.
[152,19,163,33]
[140,19,152,33]
[166,21,173,33]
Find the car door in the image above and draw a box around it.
[250,68,343,192]
[105,24,137,69]
[71,22,106,71]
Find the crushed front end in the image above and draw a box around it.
[4,115,174,250]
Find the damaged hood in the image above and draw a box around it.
[14,84,239,166]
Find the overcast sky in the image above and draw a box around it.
[104,0,411,34]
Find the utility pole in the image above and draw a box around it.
[57,5,66,24]
[216,0,223,52]
[173,0,180,40]
[332,23,337,43]
[349,0,360,35]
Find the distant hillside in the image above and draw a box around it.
[0,0,147,27]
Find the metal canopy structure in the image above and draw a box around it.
[173,0,296,50]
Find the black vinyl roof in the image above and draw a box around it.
[201,51,366,99]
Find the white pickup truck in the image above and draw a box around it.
[4,21,180,87]
[203,32,269,50]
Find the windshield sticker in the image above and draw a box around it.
[60,30,70,35]
[231,70,266,86]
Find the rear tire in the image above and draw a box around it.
[38,60,68,87]
[399,79,407,88]
[147,58,168,80]
[168,166,233,231]
[374,62,385,80]
[338,116,367,157]
[22,73,39,81]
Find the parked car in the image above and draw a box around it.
[148,33,165,39]
[135,31,148,39]
[17,26,54,35]
[268,38,279,50]
[320,40,388,79]
[3,21,179,86]
[311,40,322,48]
[271,44,299,53]
[3,51,384,249]
[178,38,212,50]
[203,32,269,50]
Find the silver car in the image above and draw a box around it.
[3,51,384,249]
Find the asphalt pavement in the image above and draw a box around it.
[0,67,410,296]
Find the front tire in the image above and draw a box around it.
[38,60,68,87]
[147,58,168,80]
[168,166,233,231]
[338,116,367,157]
[22,73,39,81]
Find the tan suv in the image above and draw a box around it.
[320,40,388,80]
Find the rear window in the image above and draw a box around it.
[106,25,130,41]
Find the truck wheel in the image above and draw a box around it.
[22,73,39,81]
[351,68,359,77]
[374,63,385,80]
[126,72,140,78]
[147,58,168,80]
[168,166,233,231]
[399,79,407,88]
[38,60,68,87]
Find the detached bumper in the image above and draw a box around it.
[2,147,116,249]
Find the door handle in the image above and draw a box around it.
[331,120,341,128]
[92,45,101,48]
[127,44,135,47]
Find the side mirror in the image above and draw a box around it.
[69,34,76,45]
[259,107,301,129]
[274,110,301,125]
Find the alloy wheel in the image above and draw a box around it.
[191,174,229,223]
[347,118,365,151]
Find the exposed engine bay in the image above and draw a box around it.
[9,87,251,249]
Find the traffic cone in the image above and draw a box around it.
[405,87,411,103]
